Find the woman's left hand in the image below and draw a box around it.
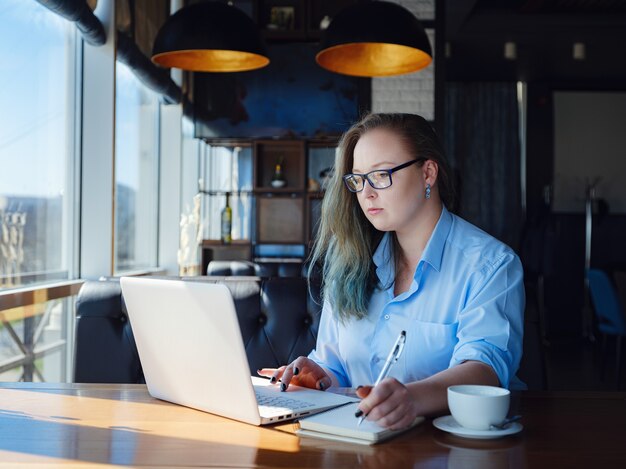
[356,378,419,430]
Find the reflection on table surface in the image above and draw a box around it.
[0,383,625,467]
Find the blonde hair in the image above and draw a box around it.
[308,113,454,321]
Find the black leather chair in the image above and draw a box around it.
[74,276,322,383]
[206,260,304,277]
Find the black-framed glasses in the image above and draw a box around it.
[342,158,424,193]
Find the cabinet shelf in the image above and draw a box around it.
[199,190,253,196]
[254,188,304,195]
[202,240,252,247]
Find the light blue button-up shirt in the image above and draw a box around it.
[308,206,525,390]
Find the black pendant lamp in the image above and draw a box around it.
[316,1,432,77]
[152,2,269,73]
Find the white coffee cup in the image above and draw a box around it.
[447,385,510,430]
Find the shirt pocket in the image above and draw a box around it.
[403,320,458,382]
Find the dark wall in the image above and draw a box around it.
[527,212,626,338]
[523,82,626,338]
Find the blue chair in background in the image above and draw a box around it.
[586,268,626,389]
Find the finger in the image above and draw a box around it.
[372,401,407,428]
[280,356,311,391]
[355,385,372,399]
[288,357,330,390]
[290,356,306,377]
[280,363,296,391]
[357,378,396,415]
[365,393,400,422]
[387,412,419,431]
[379,399,418,430]
[269,366,286,385]
[256,368,277,378]
[315,374,333,391]
[282,357,310,388]
[367,381,416,429]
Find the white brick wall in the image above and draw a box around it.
[371,1,435,120]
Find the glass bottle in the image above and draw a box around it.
[221,192,232,244]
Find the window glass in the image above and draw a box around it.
[0,1,77,288]
[114,61,160,273]
[0,296,76,382]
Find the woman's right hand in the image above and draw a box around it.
[257,356,332,392]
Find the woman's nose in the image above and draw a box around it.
[361,180,377,198]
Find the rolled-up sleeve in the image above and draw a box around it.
[449,252,525,388]
[308,299,351,386]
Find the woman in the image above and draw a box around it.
[258,113,524,430]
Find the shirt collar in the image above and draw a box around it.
[420,205,452,273]
[372,205,452,283]
[373,232,394,287]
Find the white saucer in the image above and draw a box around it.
[433,415,523,440]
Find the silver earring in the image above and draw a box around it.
[425,184,431,200]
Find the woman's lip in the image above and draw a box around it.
[368,208,383,214]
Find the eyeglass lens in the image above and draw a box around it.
[345,171,392,191]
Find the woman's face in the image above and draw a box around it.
[351,128,432,233]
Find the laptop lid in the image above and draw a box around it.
[120,277,263,425]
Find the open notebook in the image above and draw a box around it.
[297,402,424,445]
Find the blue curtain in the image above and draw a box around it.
[444,82,522,250]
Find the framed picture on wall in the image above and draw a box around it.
[259,0,304,34]
[268,6,295,30]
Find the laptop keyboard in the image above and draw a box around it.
[255,391,314,416]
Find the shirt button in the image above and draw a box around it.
[384,314,390,320]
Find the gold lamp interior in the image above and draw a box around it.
[316,43,432,77]
[152,49,270,73]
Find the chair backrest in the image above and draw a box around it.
[206,260,304,277]
[74,279,145,383]
[587,269,626,335]
[74,276,323,383]
[206,260,257,276]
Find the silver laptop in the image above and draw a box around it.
[120,277,357,426]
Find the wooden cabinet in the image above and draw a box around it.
[254,140,306,244]
[201,139,337,262]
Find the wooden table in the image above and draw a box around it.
[0,383,625,467]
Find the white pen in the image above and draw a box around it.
[356,330,406,426]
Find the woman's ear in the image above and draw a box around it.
[422,160,439,186]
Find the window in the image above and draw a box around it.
[0,1,79,382]
[114,61,160,273]
[0,1,78,288]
